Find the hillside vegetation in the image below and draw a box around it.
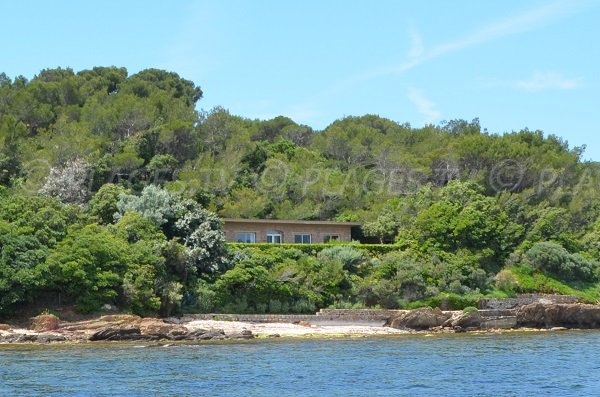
[1,66,600,316]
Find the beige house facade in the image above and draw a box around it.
[223,218,361,244]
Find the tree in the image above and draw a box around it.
[173,199,228,274]
[39,158,91,205]
[116,184,174,226]
[88,183,128,224]
[363,207,401,243]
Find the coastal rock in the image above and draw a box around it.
[386,308,451,330]
[187,329,226,340]
[228,330,255,339]
[445,311,482,328]
[89,325,142,341]
[61,314,141,332]
[0,332,66,343]
[137,318,187,340]
[516,303,600,328]
[35,333,67,343]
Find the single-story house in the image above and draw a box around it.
[223,218,361,244]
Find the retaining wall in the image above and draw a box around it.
[479,294,578,310]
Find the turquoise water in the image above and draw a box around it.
[1,331,599,396]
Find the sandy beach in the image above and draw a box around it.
[185,319,408,337]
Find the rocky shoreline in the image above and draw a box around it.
[3,302,600,344]
[385,303,600,332]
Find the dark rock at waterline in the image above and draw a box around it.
[89,326,142,341]
[386,308,451,330]
[516,303,600,329]
[228,330,255,340]
[187,329,226,340]
[0,333,67,343]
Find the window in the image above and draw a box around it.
[323,234,340,243]
[294,234,311,244]
[236,232,256,243]
[267,230,283,244]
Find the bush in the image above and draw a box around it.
[495,268,519,292]
[526,241,598,282]
[227,243,401,257]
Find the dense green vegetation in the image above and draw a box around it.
[1,66,600,316]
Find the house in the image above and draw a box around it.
[223,218,361,244]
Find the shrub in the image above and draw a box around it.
[526,241,598,282]
[495,268,519,292]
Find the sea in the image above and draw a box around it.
[1,331,599,396]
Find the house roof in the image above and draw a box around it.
[222,218,362,226]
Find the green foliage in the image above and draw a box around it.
[226,243,401,256]
[116,184,174,226]
[1,65,600,315]
[88,183,128,224]
[525,241,598,282]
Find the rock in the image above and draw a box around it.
[0,324,11,331]
[166,329,189,340]
[297,321,312,327]
[36,334,67,343]
[449,311,482,329]
[89,326,141,341]
[229,330,255,339]
[101,304,118,311]
[268,334,281,338]
[163,317,183,324]
[137,318,187,340]
[61,314,141,332]
[1,333,38,343]
[516,303,600,329]
[184,328,226,340]
[31,314,60,332]
[386,308,451,330]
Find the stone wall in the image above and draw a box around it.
[479,294,578,310]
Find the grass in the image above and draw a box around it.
[509,264,600,303]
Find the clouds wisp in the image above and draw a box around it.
[407,88,441,124]
[516,72,582,92]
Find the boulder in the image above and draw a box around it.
[444,311,482,329]
[516,303,600,329]
[89,326,142,341]
[0,324,11,331]
[386,308,451,330]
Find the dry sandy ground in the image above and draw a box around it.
[186,319,408,337]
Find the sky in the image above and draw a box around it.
[2,0,600,159]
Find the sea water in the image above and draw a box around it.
[1,331,599,396]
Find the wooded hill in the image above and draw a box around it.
[1,66,600,316]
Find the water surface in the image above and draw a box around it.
[1,331,598,396]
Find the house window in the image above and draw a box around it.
[267,230,283,244]
[236,232,256,243]
[323,234,340,243]
[294,234,311,244]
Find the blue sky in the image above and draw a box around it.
[2,0,600,159]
